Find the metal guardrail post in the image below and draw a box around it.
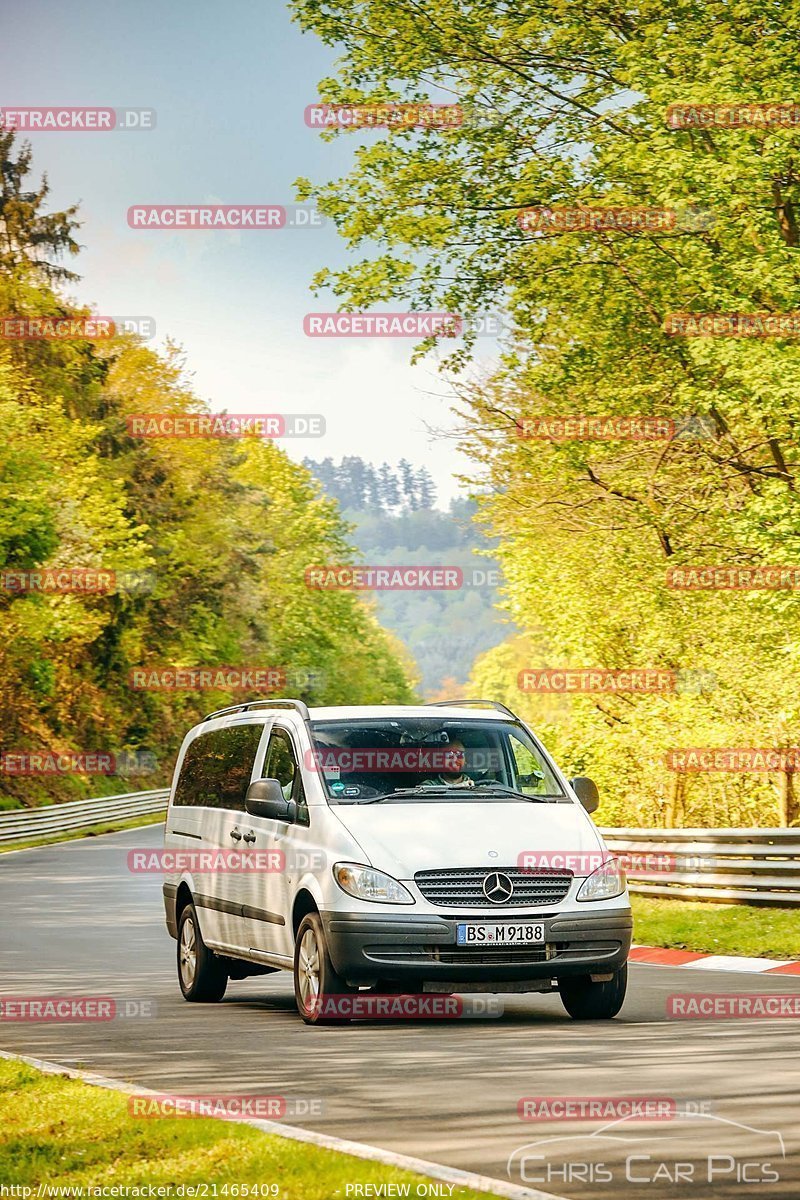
[1,801,798,906]
[600,826,800,906]
[0,789,170,845]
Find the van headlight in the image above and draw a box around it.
[576,856,626,902]
[333,863,415,904]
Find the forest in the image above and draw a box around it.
[0,131,414,807]
[305,456,510,695]
[293,0,800,827]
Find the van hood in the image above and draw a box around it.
[332,800,604,879]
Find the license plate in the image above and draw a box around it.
[456,922,545,946]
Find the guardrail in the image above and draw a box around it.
[602,827,800,907]
[0,796,798,906]
[0,789,169,845]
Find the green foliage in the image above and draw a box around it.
[304,455,436,511]
[630,896,800,960]
[305,461,510,694]
[294,0,800,826]
[0,1061,503,1198]
[0,134,414,807]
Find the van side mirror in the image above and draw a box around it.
[245,778,297,823]
[569,776,599,814]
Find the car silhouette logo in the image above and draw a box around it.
[483,871,514,903]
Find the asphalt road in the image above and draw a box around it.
[1,826,799,1200]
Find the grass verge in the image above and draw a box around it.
[631,894,800,959]
[0,813,165,854]
[0,1060,503,1198]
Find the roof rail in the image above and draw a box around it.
[425,698,519,719]
[202,698,312,723]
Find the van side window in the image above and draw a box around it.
[174,724,263,811]
[265,728,309,826]
[507,731,550,796]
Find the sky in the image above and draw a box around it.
[1,0,495,505]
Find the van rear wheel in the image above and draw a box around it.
[293,913,355,1024]
[177,902,228,1002]
[559,964,627,1020]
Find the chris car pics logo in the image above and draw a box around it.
[507,1112,784,1189]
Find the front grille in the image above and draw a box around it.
[365,944,552,966]
[363,941,620,967]
[414,866,573,907]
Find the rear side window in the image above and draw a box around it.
[174,724,264,811]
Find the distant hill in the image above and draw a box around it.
[304,457,513,696]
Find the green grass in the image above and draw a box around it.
[0,1060,503,1198]
[0,813,165,854]
[631,894,800,959]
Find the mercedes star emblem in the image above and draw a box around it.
[482,871,514,904]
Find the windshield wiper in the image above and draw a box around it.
[470,781,554,802]
[360,786,461,804]
[359,783,555,805]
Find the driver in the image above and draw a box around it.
[423,739,475,789]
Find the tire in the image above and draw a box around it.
[177,902,228,1003]
[293,912,356,1024]
[559,964,627,1020]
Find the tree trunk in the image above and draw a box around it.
[778,769,798,826]
[664,772,685,828]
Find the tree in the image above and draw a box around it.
[294,0,800,825]
[0,130,80,283]
[397,458,418,509]
[378,462,401,510]
[416,466,436,509]
[0,139,416,807]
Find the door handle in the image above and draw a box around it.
[242,830,256,844]
[229,827,242,841]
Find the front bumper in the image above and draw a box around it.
[321,907,632,988]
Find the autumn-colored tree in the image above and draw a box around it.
[0,133,415,807]
[294,0,800,825]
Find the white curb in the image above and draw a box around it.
[682,954,796,973]
[0,1049,566,1200]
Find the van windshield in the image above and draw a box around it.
[309,718,567,804]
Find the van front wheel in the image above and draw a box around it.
[177,902,228,1002]
[293,913,355,1024]
[559,964,627,1020]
